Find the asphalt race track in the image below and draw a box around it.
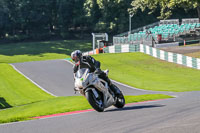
[1,60,200,133]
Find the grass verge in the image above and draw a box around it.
[0,40,92,63]
[0,40,92,109]
[0,64,53,109]
[0,94,173,124]
[93,52,200,92]
[184,43,200,46]
[184,43,200,58]
[185,51,200,58]
[0,40,195,124]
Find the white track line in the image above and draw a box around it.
[10,64,57,97]
[111,80,151,92]
[0,60,176,126]
[63,59,152,92]
[63,59,73,65]
[63,59,178,97]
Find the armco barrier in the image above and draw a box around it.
[102,44,200,70]
[83,44,140,55]
[83,50,97,55]
[103,44,140,53]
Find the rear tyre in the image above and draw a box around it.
[113,85,125,108]
[85,89,104,112]
[114,93,125,108]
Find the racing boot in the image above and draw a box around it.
[98,70,122,96]
[105,77,122,96]
[109,84,122,97]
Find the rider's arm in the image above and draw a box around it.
[73,64,78,73]
[95,60,100,69]
[86,56,101,69]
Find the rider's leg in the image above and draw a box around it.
[98,72,121,96]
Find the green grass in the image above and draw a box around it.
[183,43,200,58]
[0,40,92,63]
[184,43,200,46]
[0,39,91,110]
[0,40,188,124]
[0,94,173,124]
[0,62,172,124]
[93,52,200,92]
[0,64,53,109]
[185,51,200,58]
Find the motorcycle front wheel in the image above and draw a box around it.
[85,89,104,112]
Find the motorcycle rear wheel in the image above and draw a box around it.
[113,85,125,108]
[85,89,104,112]
[114,94,125,108]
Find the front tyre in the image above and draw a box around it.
[85,90,104,112]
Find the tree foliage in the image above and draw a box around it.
[0,0,198,42]
[130,0,200,20]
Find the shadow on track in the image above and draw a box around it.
[105,104,165,112]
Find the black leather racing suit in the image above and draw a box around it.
[73,55,112,86]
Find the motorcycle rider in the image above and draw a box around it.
[71,50,121,96]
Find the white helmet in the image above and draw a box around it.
[71,50,82,62]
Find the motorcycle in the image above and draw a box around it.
[74,68,125,112]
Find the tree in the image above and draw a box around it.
[57,0,88,38]
[129,0,200,20]
[0,0,9,38]
[86,0,133,33]
[4,0,22,35]
[84,0,101,30]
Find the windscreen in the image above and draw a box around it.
[76,68,89,78]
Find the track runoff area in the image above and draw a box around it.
[1,57,200,133]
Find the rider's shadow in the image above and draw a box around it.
[105,104,165,112]
[0,97,12,109]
